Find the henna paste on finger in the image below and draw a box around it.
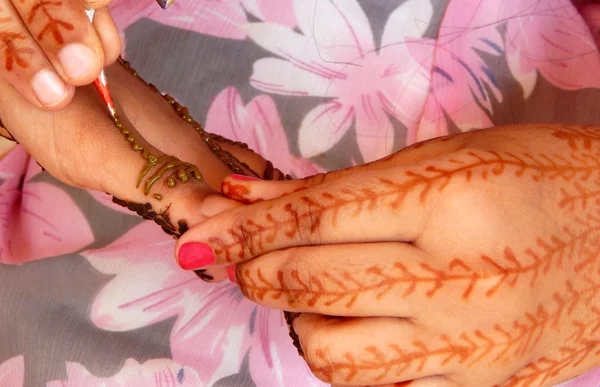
[0,29,33,71]
[25,0,74,44]
[111,196,189,238]
[210,126,600,263]
[111,114,204,196]
[117,58,294,182]
[284,312,304,357]
[117,58,258,177]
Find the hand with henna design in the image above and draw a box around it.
[0,0,123,110]
[176,125,600,386]
[0,57,285,280]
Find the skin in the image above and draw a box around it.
[0,0,121,109]
[0,56,283,281]
[177,125,600,386]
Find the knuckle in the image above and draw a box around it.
[278,249,324,308]
[229,212,257,261]
[288,192,323,244]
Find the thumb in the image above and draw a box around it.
[222,133,473,203]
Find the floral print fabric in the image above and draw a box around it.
[1,0,600,385]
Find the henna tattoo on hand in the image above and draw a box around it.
[105,115,201,240]
[118,58,292,182]
[238,213,600,308]
[498,340,600,387]
[0,26,33,71]
[211,126,600,262]
[111,114,203,197]
[26,0,73,44]
[117,58,260,178]
[111,197,189,238]
[238,125,600,374]
[309,277,600,385]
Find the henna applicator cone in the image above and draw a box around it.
[84,9,117,119]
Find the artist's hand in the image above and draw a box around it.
[0,0,121,110]
[175,125,600,386]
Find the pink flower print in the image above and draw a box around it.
[409,0,508,143]
[46,358,202,387]
[556,366,600,387]
[505,0,600,95]
[205,87,325,178]
[0,147,94,264]
[412,0,600,144]
[109,0,296,41]
[245,0,435,162]
[247,307,323,387]
[0,356,24,387]
[82,222,321,386]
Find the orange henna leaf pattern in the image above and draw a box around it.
[551,125,600,151]
[305,277,600,383]
[221,181,262,204]
[26,1,73,44]
[211,130,600,261]
[498,340,600,387]
[237,217,600,308]
[0,31,33,71]
[559,178,600,211]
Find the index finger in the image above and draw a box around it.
[175,165,431,269]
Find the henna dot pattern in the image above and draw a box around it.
[110,114,203,198]
[118,57,288,179]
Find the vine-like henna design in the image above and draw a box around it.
[25,0,74,44]
[243,126,600,363]
[111,113,203,198]
[117,58,266,178]
[209,144,600,262]
[238,216,600,308]
[497,340,600,387]
[306,275,600,384]
[0,22,33,71]
[104,113,203,239]
[111,197,189,237]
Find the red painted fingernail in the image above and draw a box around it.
[227,265,236,283]
[178,242,215,270]
[230,174,261,181]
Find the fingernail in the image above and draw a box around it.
[227,265,236,283]
[231,174,261,181]
[58,43,96,79]
[30,69,67,106]
[178,242,215,270]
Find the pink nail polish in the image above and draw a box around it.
[178,242,215,270]
[227,265,236,283]
[230,174,261,181]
